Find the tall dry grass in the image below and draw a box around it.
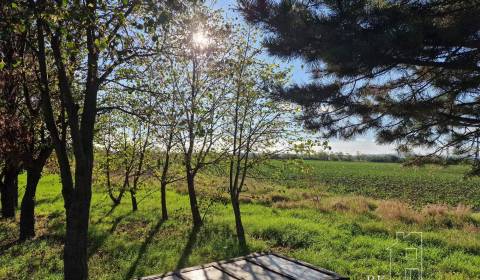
[375,200,424,224]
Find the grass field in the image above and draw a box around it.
[254,160,480,208]
[1,161,480,279]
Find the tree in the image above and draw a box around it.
[165,7,233,227]
[97,48,184,220]
[0,3,53,235]
[96,111,127,206]
[0,2,27,218]
[224,27,291,248]
[96,92,153,211]
[26,0,180,278]
[153,120,182,221]
[145,63,184,221]
[16,60,53,240]
[240,0,480,172]
[0,113,25,218]
[118,112,152,212]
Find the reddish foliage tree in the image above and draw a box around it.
[1,5,52,238]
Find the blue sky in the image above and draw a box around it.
[208,0,398,155]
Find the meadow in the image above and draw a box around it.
[1,160,480,279]
[255,160,480,208]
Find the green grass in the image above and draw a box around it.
[256,160,480,208]
[1,161,480,279]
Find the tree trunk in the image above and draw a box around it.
[186,173,202,227]
[19,167,42,240]
[105,152,124,205]
[19,147,52,240]
[160,131,173,221]
[64,175,92,280]
[1,164,19,218]
[13,175,18,209]
[161,181,168,220]
[231,194,247,250]
[130,189,138,211]
[0,181,5,218]
[34,9,93,279]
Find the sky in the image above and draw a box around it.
[208,0,398,155]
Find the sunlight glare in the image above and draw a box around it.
[192,30,210,49]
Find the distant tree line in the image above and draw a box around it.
[272,152,404,163]
[272,152,475,165]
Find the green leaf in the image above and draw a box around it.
[0,61,5,70]
[94,38,108,50]
[66,41,75,49]
[17,24,26,33]
[13,60,21,68]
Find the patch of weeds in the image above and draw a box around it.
[251,225,316,249]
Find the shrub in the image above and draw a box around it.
[270,193,290,203]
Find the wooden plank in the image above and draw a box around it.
[139,274,183,280]
[249,254,336,280]
[160,276,183,280]
[181,266,239,280]
[217,259,292,280]
[138,252,348,280]
[270,253,348,280]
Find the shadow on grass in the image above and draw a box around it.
[0,240,19,254]
[238,240,250,256]
[36,233,64,244]
[36,194,62,206]
[29,210,67,245]
[175,226,201,270]
[92,202,122,225]
[174,223,250,271]
[124,218,165,280]
[88,210,134,259]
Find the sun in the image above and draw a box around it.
[192,30,210,49]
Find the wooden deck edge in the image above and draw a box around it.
[270,252,349,280]
[137,251,349,280]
